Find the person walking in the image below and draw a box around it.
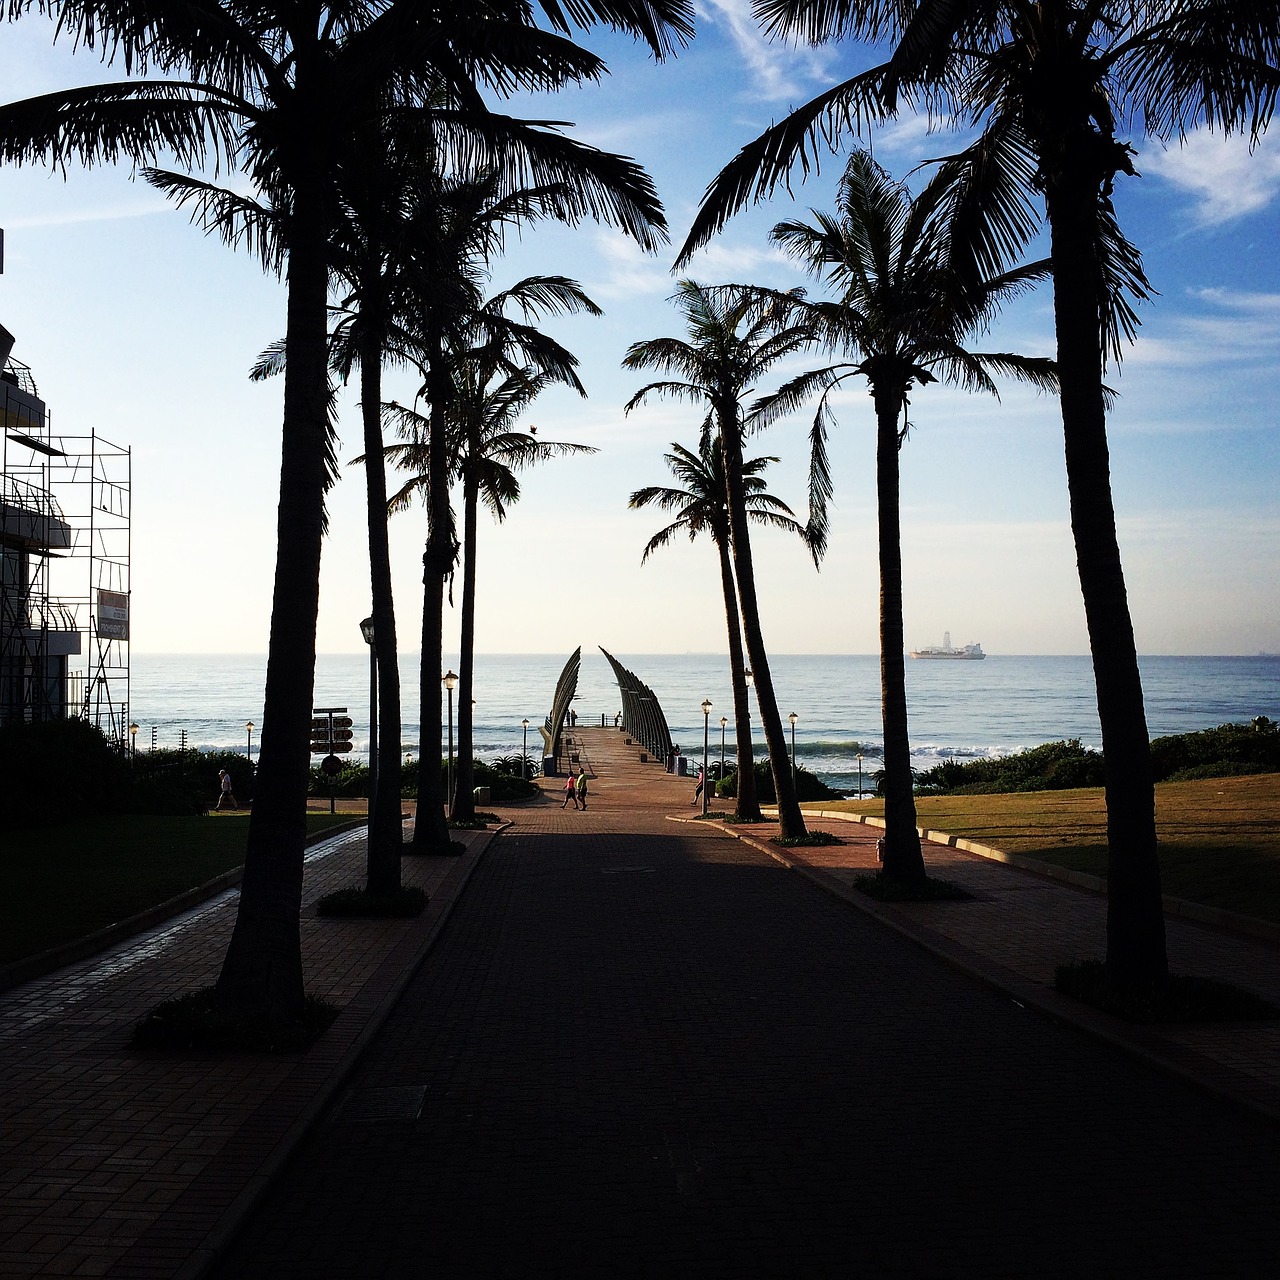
[693,766,705,807]
[216,768,237,811]
[562,772,579,810]
[575,768,589,811]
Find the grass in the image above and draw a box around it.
[131,986,340,1054]
[774,831,842,848]
[812,774,1280,926]
[0,812,357,967]
[315,885,428,917]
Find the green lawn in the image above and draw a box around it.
[2,812,358,967]
[811,773,1280,925]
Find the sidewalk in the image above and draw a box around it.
[2,727,1278,1276]
[0,822,495,1278]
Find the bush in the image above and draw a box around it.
[914,740,1105,795]
[0,717,130,828]
[132,986,339,1053]
[1149,718,1280,782]
[714,759,842,803]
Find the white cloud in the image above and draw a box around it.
[698,0,834,102]
[1141,128,1280,228]
[5,201,171,229]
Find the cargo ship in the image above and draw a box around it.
[909,631,985,660]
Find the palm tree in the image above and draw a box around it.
[0,0,692,1020]
[629,432,812,821]
[680,1,1279,986]
[763,149,1056,883]
[624,281,818,839]
[383,352,597,822]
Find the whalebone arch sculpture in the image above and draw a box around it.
[598,646,673,764]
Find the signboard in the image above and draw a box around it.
[97,589,129,641]
[310,707,354,754]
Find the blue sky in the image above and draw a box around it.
[2,2,1277,657]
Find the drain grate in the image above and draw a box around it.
[332,1084,427,1124]
[601,866,656,875]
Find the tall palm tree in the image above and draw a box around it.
[763,149,1055,883]
[629,432,812,821]
[0,0,692,1020]
[383,355,596,822]
[624,281,818,839]
[680,1,1279,986]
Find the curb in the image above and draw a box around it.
[152,823,504,1279]
[671,813,1280,1129]
[792,808,1280,945]
[0,818,369,995]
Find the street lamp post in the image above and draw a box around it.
[701,698,712,815]
[857,752,863,799]
[360,616,377,814]
[719,716,727,782]
[128,722,138,760]
[522,718,530,780]
[245,721,254,761]
[788,712,798,790]
[443,670,458,811]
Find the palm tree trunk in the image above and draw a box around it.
[874,386,925,883]
[413,355,455,852]
[715,528,760,820]
[451,470,479,821]
[1046,174,1167,987]
[217,185,328,1020]
[719,407,805,838]
[359,330,403,893]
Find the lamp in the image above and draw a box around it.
[128,722,138,760]
[361,616,377,813]
[700,698,712,815]
[857,752,863,799]
[443,670,458,810]
[719,716,727,782]
[522,718,530,781]
[788,712,798,789]
[245,720,254,761]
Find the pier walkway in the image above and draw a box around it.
[2,726,1279,1275]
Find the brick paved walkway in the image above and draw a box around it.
[5,726,1280,1277]
[211,728,1280,1278]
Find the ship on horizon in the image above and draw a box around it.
[909,631,986,660]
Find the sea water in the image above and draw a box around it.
[130,651,1278,794]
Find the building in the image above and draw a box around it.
[1,321,131,736]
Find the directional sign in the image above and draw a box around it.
[329,741,352,753]
[331,716,353,729]
[332,728,354,742]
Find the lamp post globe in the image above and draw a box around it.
[700,699,712,815]
[128,722,138,760]
[443,670,458,811]
[245,721,254,761]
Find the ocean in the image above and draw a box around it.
[129,651,1279,795]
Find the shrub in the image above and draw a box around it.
[0,717,129,828]
[914,740,1105,795]
[714,759,842,803]
[1149,718,1280,782]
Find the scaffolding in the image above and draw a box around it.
[1,337,131,742]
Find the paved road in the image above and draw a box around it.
[214,807,1280,1278]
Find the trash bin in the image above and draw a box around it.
[475,786,491,805]
[543,754,557,777]
[677,756,689,776]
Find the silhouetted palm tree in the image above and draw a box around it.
[630,433,811,821]
[624,281,818,839]
[763,149,1055,882]
[680,0,1278,985]
[0,0,692,1019]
